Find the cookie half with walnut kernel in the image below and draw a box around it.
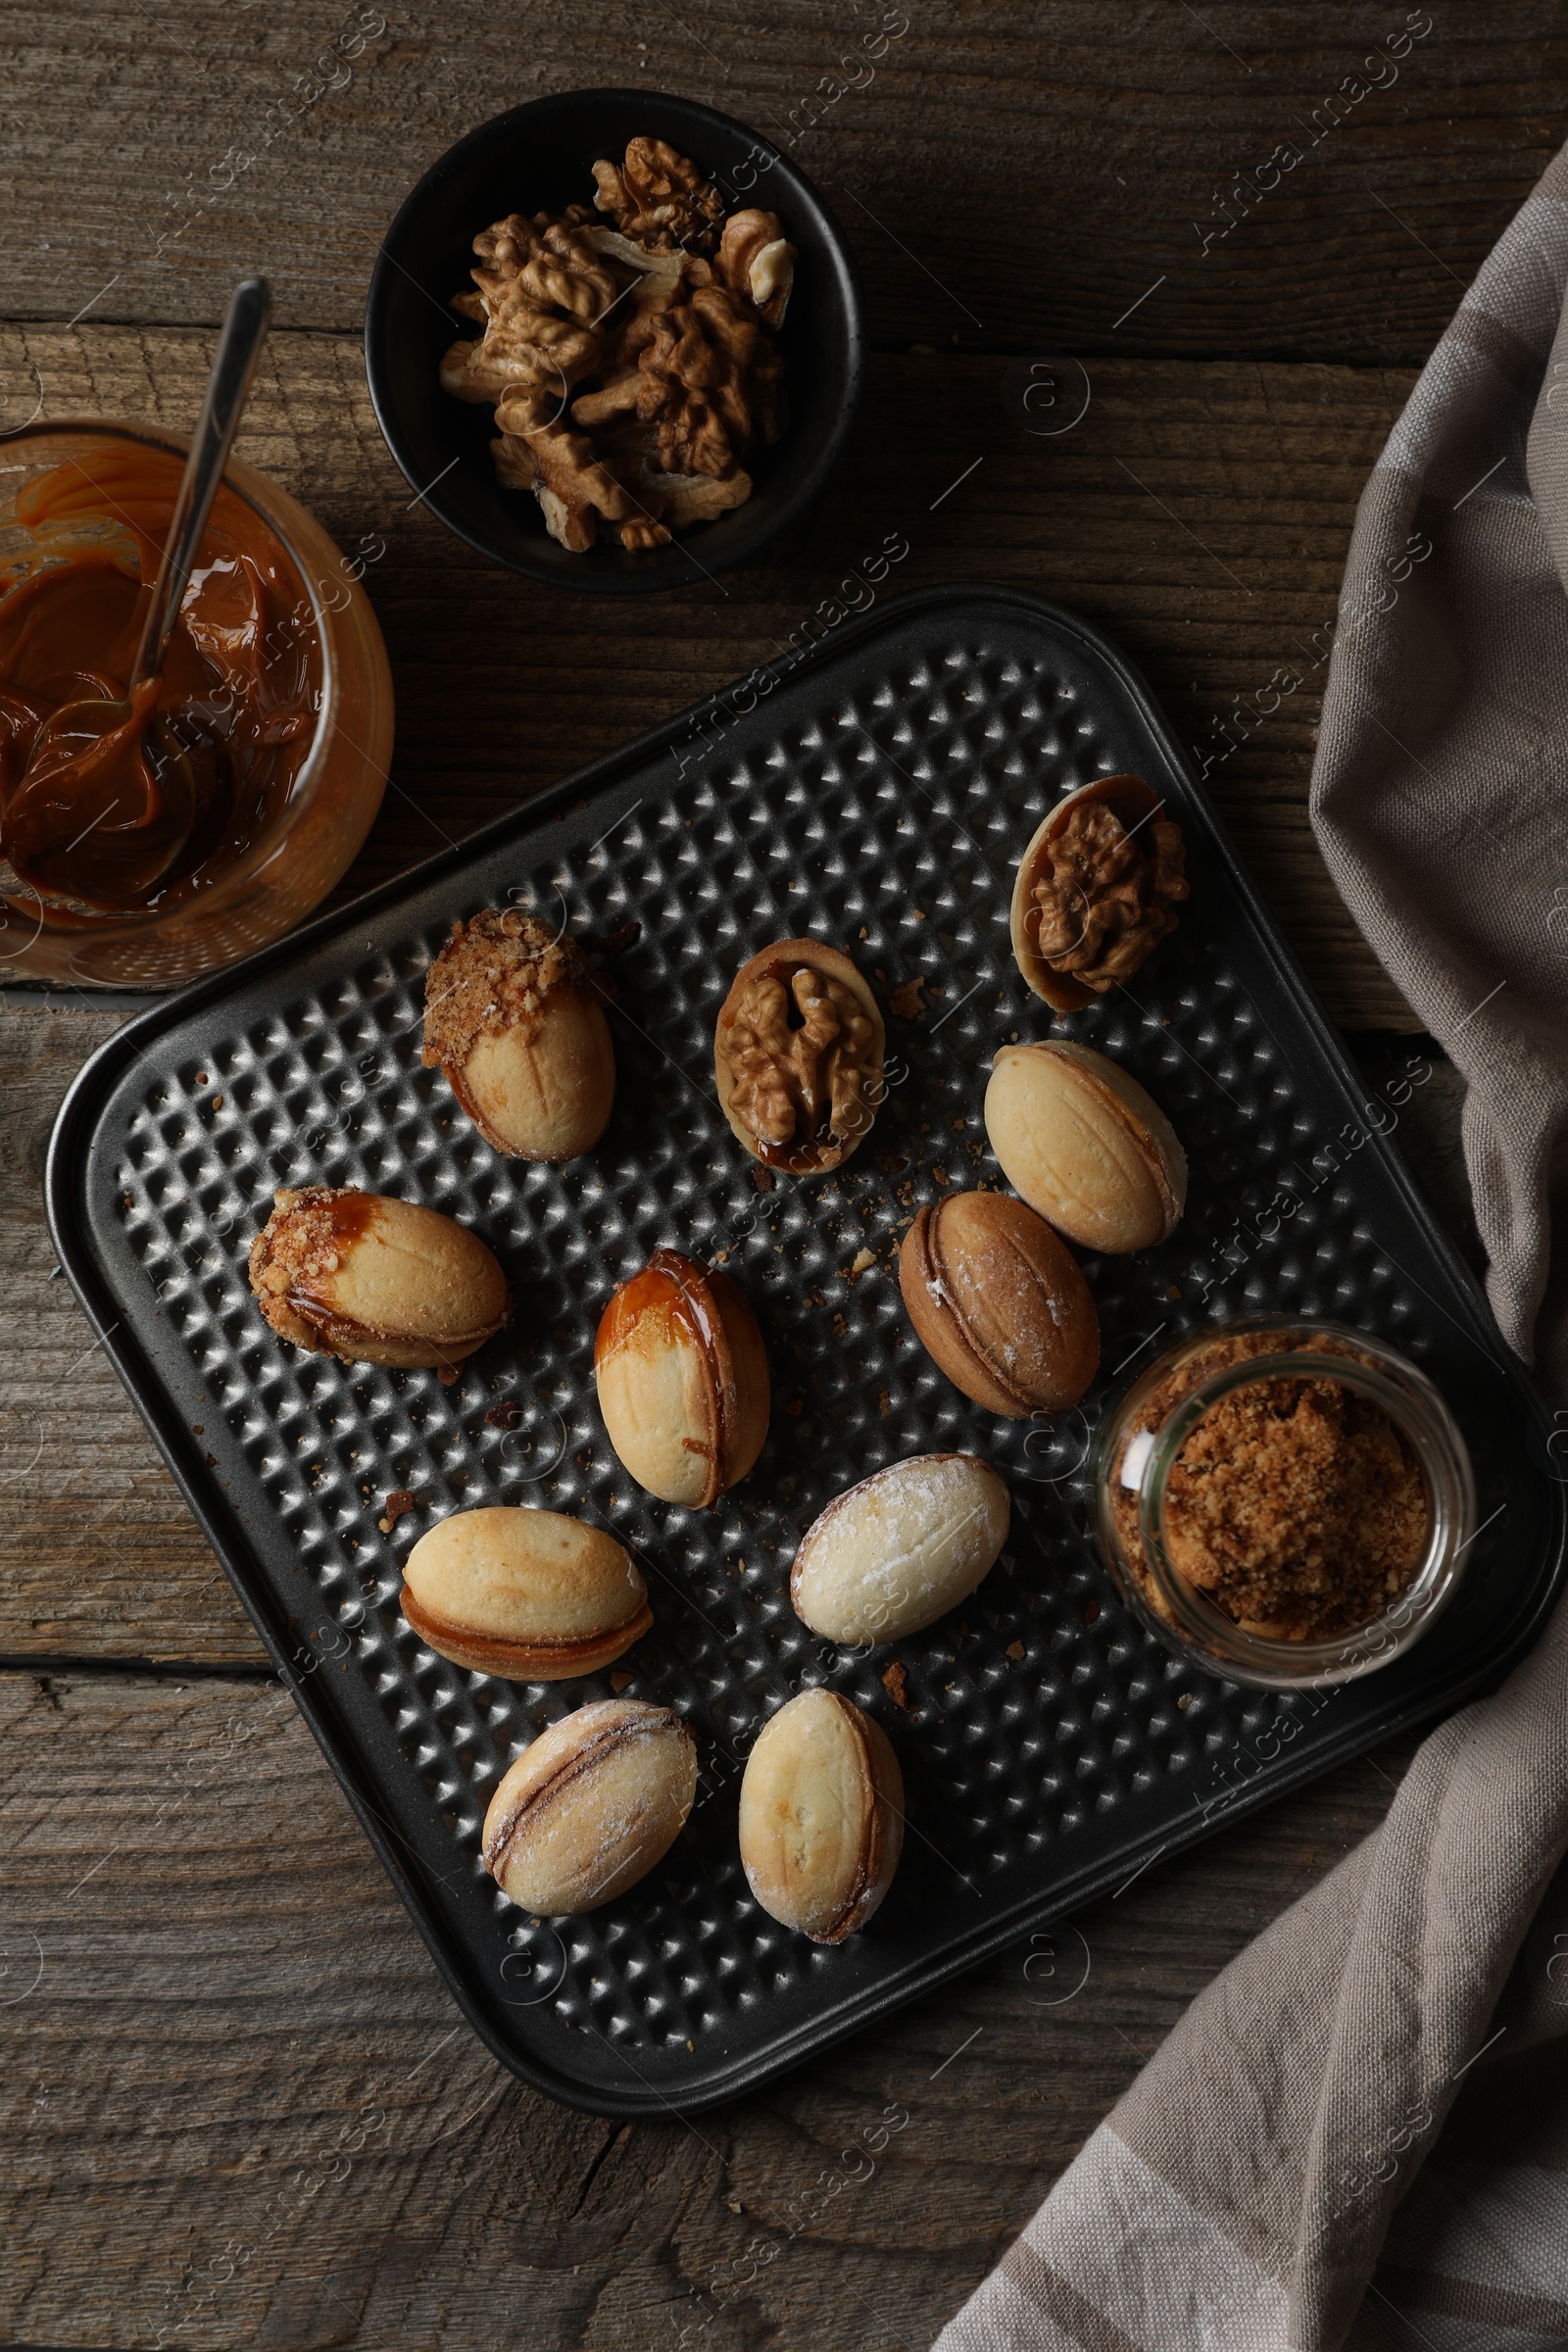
[1009,773,1189,1010]
[713,937,885,1176]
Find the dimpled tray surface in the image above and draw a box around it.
[48,585,1566,2116]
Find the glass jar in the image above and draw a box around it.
[1093,1316,1476,1689]
[0,418,393,988]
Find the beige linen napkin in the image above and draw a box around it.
[934,141,1568,2352]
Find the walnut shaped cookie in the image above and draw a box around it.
[1009,773,1189,1010]
[713,938,885,1176]
[247,1188,509,1375]
[421,908,614,1162]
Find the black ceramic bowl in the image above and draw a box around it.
[364,88,865,593]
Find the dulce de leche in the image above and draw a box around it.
[0,443,320,910]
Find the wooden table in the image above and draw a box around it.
[0,8,1534,2344]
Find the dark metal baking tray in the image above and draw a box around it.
[46,585,1566,2116]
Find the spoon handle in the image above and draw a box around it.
[129,276,272,691]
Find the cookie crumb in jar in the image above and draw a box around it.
[1163,1375,1428,1639]
[1116,1329,1432,1642]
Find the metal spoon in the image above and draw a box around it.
[5,276,271,900]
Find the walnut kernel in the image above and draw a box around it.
[1010,774,1189,1008]
[714,939,885,1176]
[443,138,793,554]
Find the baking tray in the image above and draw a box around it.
[46,585,1566,2116]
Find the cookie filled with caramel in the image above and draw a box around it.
[899,1190,1099,1417]
[248,1186,509,1375]
[594,1248,770,1508]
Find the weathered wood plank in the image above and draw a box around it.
[0,1005,264,1667]
[0,2,1552,366]
[2,320,1422,1027]
[0,1667,1412,2349]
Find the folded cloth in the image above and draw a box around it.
[1311,148,1568,1399]
[934,139,1568,2352]
[933,1642,1568,2352]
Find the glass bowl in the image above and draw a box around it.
[0,418,393,989]
[1093,1316,1477,1689]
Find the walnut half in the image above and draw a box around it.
[714,939,886,1176]
[591,136,725,254]
[716,209,796,328]
[1009,774,1189,1010]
